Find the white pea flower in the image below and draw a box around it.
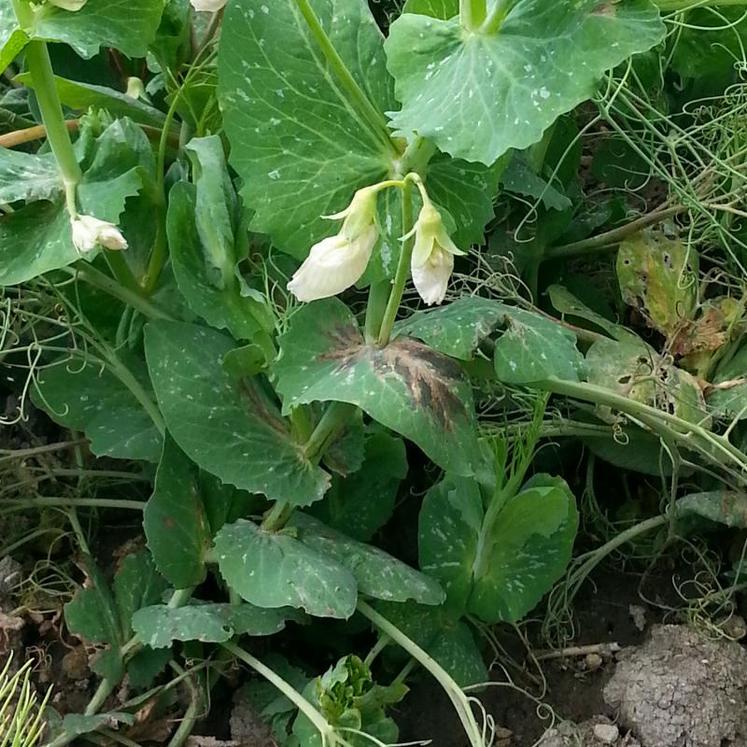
[71,215,128,254]
[125,77,145,100]
[189,0,226,11]
[287,186,379,303]
[406,202,465,306]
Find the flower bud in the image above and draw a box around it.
[71,215,128,254]
[125,77,145,100]
[406,202,464,306]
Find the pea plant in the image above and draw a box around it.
[2,0,747,745]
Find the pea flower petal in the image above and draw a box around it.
[71,215,128,254]
[406,202,464,306]
[412,245,455,306]
[287,226,378,303]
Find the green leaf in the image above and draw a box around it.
[0,117,147,286]
[420,474,578,623]
[65,552,167,685]
[419,474,483,612]
[427,153,505,248]
[0,0,27,73]
[385,0,665,165]
[28,0,165,58]
[500,152,571,211]
[112,552,168,639]
[132,603,297,649]
[293,655,404,747]
[65,558,125,681]
[32,354,162,463]
[311,430,407,542]
[676,490,747,529]
[126,647,171,690]
[493,307,583,384]
[62,713,134,739]
[402,0,457,17]
[395,296,507,360]
[548,284,630,341]
[290,512,444,605]
[184,136,236,285]
[469,476,578,623]
[217,0,394,259]
[214,519,358,619]
[15,73,168,129]
[65,559,121,647]
[168,181,271,341]
[708,345,747,422]
[376,601,487,688]
[144,320,330,506]
[0,149,59,203]
[274,298,483,477]
[144,437,212,589]
[583,428,673,477]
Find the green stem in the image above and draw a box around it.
[261,500,294,532]
[22,40,82,201]
[544,205,685,261]
[303,402,357,462]
[397,137,437,178]
[570,514,668,590]
[167,662,202,747]
[653,0,747,8]
[364,282,390,344]
[104,252,142,299]
[460,0,487,30]
[377,180,414,346]
[102,349,166,437]
[64,265,176,321]
[293,0,396,157]
[2,497,146,511]
[542,378,747,477]
[363,634,391,667]
[222,642,341,745]
[357,601,487,747]
[141,206,168,294]
[481,0,513,34]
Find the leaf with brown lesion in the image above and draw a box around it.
[320,327,468,432]
[275,299,483,477]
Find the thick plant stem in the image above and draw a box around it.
[261,500,295,532]
[64,265,176,321]
[377,180,414,346]
[460,0,487,30]
[304,402,357,462]
[16,21,82,207]
[357,601,488,747]
[481,0,513,33]
[222,641,340,744]
[542,378,747,478]
[364,282,390,344]
[654,0,747,8]
[293,0,396,157]
[543,205,685,261]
